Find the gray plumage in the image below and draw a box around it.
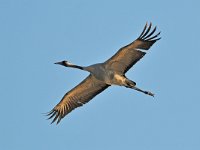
[47,22,161,124]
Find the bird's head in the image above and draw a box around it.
[54,60,73,67]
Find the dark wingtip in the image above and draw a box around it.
[47,111,55,120]
[155,37,161,41]
[46,109,57,124]
[144,26,157,40]
[138,23,161,42]
[52,111,60,124]
[140,22,152,39]
[146,32,161,41]
[138,22,148,38]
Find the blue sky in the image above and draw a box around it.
[1,0,200,149]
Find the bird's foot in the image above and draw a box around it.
[144,91,155,97]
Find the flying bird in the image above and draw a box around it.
[47,22,161,124]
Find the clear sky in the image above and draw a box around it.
[1,0,200,149]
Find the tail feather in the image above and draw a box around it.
[125,79,136,88]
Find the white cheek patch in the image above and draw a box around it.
[66,62,73,65]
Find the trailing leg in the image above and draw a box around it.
[131,86,154,97]
[124,79,154,97]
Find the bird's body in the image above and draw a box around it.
[47,23,161,124]
[84,63,126,85]
[84,63,108,82]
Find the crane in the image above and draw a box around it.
[47,22,161,124]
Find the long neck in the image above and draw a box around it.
[66,64,84,70]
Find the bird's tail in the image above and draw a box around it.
[124,79,136,88]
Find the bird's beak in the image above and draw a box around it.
[54,61,63,65]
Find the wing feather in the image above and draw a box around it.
[140,22,152,39]
[105,22,161,74]
[47,74,109,124]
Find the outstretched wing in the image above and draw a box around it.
[47,74,109,124]
[105,22,161,74]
